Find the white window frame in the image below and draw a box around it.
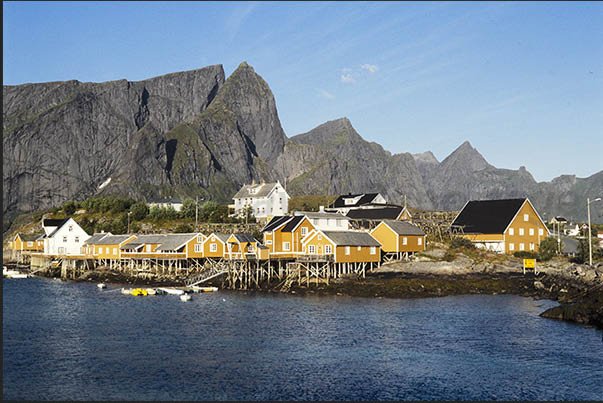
[113,248,117,255]
[345,246,350,255]
[402,237,407,245]
[418,237,422,245]
[283,242,290,251]
[317,235,322,241]
[538,228,544,236]
[370,246,376,255]
[509,228,514,236]
[197,235,203,243]
[529,228,534,236]
[301,227,307,236]
[357,246,361,251]
[325,245,332,254]
[519,228,524,236]
[509,243,514,251]
[519,243,525,251]
[27,241,33,246]
[266,240,272,245]
[146,245,151,252]
[524,214,529,222]
[529,243,535,251]
[99,247,103,254]
[194,244,202,253]
[308,245,316,254]
[210,243,217,252]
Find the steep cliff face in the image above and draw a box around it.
[282,118,434,209]
[3,65,225,225]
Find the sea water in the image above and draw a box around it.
[3,277,602,401]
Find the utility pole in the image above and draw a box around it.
[587,197,601,266]
[195,196,198,229]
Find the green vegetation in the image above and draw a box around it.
[288,194,336,213]
[450,237,475,249]
[537,236,559,261]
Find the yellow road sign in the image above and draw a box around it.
[523,258,536,269]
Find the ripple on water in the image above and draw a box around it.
[3,278,603,401]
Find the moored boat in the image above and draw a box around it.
[180,294,192,302]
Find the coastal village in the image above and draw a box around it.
[5,181,602,297]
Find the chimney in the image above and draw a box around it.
[319,205,325,212]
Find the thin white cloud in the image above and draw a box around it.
[225,3,258,42]
[341,73,355,84]
[318,89,335,99]
[361,64,378,73]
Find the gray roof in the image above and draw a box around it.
[206,233,229,243]
[230,233,257,243]
[381,220,425,236]
[18,233,45,242]
[120,234,167,250]
[156,234,198,251]
[296,211,350,220]
[233,182,283,199]
[84,233,112,245]
[322,231,381,246]
[95,235,134,245]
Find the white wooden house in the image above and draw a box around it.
[232,181,289,220]
[42,218,90,256]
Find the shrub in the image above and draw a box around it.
[62,200,77,215]
[175,223,193,233]
[180,198,196,219]
[537,236,559,261]
[450,237,475,249]
[130,202,149,221]
[513,251,538,259]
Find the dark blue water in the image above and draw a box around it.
[3,277,602,401]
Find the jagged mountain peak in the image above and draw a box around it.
[291,117,362,146]
[412,151,439,165]
[440,140,490,172]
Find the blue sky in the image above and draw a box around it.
[4,1,602,182]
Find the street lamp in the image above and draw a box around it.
[127,211,132,234]
[587,197,601,266]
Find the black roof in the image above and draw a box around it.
[42,218,69,227]
[451,198,527,234]
[262,216,291,232]
[281,215,305,232]
[346,206,402,220]
[330,193,381,208]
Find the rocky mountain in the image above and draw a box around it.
[277,117,433,209]
[3,62,602,231]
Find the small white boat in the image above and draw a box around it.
[121,288,132,295]
[145,288,157,295]
[8,273,28,279]
[191,285,219,293]
[97,283,106,289]
[180,294,192,302]
[157,287,184,295]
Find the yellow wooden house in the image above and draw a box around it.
[370,220,425,260]
[301,229,381,263]
[91,234,137,260]
[450,198,550,254]
[262,215,316,259]
[9,233,45,252]
[201,233,229,259]
[225,233,267,260]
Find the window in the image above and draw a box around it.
[529,243,535,251]
[529,228,534,236]
[519,243,525,251]
[63,236,67,243]
[99,247,103,254]
[197,235,203,243]
[194,244,202,253]
[519,228,524,236]
[146,245,151,252]
[345,246,350,255]
[318,235,322,241]
[266,240,272,245]
[539,228,544,236]
[524,214,529,222]
[69,225,73,232]
[370,246,376,255]
[301,227,307,236]
[210,243,217,252]
[509,243,514,251]
[75,237,79,243]
[283,242,290,251]
[308,245,316,254]
[113,248,117,255]
[403,237,407,245]
[248,245,255,253]
[279,197,283,204]
[325,245,332,254]
[418,237,422,245]
[509,228,514,236]
[27,241,33,246]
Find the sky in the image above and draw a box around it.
[3,1,602,182]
